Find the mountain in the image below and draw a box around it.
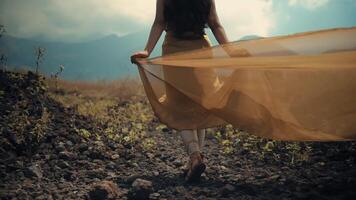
[0,31,164,80]
[0,31,259,80]
[239,35,263,41]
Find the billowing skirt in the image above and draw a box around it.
[159,32,227,129]
[137,28,356,141]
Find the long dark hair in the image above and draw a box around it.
[164,0,212,38]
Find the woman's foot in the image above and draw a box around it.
[185,152,206,182]
[182,153,205,176]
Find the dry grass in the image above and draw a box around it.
[49,77,145,101]
[45,77,147,119]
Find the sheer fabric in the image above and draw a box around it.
[136,27,356,141]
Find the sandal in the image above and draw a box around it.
[185,152,206,182]
[182,153,205,177]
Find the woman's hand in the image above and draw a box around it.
[131,50,149,64]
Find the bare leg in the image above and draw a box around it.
[180,129,199,155]
[197,129,206,152]
[180,129,206,182]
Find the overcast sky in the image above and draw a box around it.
[1,0,355,42]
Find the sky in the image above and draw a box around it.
[0,0,356,42]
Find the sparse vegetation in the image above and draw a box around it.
[0,25,5,38]
[34,46,45,75]
[50,64,64,92]
[1,69,355,199]
[0,25,7,70]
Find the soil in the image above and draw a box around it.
[0,70,355,200]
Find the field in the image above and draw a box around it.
[0,69,355,200]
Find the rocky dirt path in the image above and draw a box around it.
[1,70,355,200]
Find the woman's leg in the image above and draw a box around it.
[197,129,206,151]
[180,129,199,155]
[180,129,206,182]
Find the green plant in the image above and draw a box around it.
[142,138,157,151]
[75,128,92,139]
[31,107,51,142]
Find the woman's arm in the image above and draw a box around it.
[208,0,229,44]
[131,0,165,63]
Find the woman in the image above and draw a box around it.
[131,0,229,182]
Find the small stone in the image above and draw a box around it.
[126,175,141,184]
[57,160,70,169]
[87,168,106,179]
[268,175,280,181]
[255,174,266,179]
[88,181,125,200]
[174,186,185,194]
[24,164,43,179]
[146,153,155,159]
[94,141,105,147]
[78,143,88,152]
[66,141,74,147]
[111,154,120,160]
[59,151,76,160]
[56,142,66,152]
[89,149,105,160]
[162,128,170,133]
[221,184,235,196]
[149,192,160,199]
[108,142,118,150]
[173,159,183,167]
[106,161,116,170]
[63,170,75,181]
[160,155,169,161]
[153,171,159,176]
[129,178,153,200]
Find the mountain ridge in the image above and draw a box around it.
[0,31,260,80]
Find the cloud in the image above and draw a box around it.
[215,0,275,41]
[0,0,275,42]
[0,0,156,41]
[288,0,329,10]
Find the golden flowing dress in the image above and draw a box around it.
[136,27,356,141]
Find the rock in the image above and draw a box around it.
[107,142,118,150]
[174,186,185,194]
[106,161,116,170]
[56,142,66,152]
[173,159,183,167]
[59,151,76,160]
[78,143,88,152]
[89,149,105,160]
[111,154,120,160]
[66,141,74,147]
[149,192,160,200]
[63,170,75,181]
[88,181,125,200]
[24,164,43,179]
[87,168,106,179]
[162,128,170,133]
[3,129,18,147]
[267,175,280,181]
[220,184,235,196]
[160,155,170,161]
[94,141,105,147]
[129,178,153,200]
[126,175,141,184]
[146,153,155,159]
[57,160,70,169]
